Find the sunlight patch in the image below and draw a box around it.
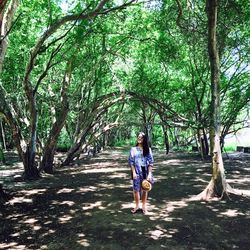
[82,201,102,211]
[9,197,33,204]
[57,188,74,194]
[194,177,208,183]
[160,159,182,165]
[109,173,128,178]
[23,189,47,195]
[152,199,189,220]
[219,209,245,217]
[114,183,129,188]
[147,225,176,240]
[82,167,128,173]
[149,229,164,240]
[10,232,20,237]
[0,166,23,177]
[77,186,97,193]
[97,183,115,189]
[61,200,75,206]
[0,242,26,249]
[77,239,90,247]
[23,218,38,224]
[161,217,174,222]
[227,178,250,184]
[33,225,42,231]
[59,215,73,223]
[121,202,134,209]
[44,221,52,225]
[164,200,188,213]
[6,213,23,220]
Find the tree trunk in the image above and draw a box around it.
[0,119,6,163]
[202,128,209,156]
[62,94,125,166]
[0,0,39,180]
[0,84,40,179]
[194,0,227,200]
[40,61,72,173]
[62,128,90,166]
[0,183,11,204]
[0,119,6,150]
[207,0,227,197]
[23,146,40,179]
[0,145,5,164]
[197,129,205,159]
[0,0,19,167]
[0,0,19,71]
[197,128,209,160]
[23,95,40,179]
[22,92,40,179]
[162,124,169,154]
[40,114,68,173]
[173,127,179,147]
[145,123,152,147]
[0,0,40,180]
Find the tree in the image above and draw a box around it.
[0,0,137,179]
[0,0,19,70]
[194,0,248,200]
[0,0,19,202]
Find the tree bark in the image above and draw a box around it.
[0,119,6,150]
[0,1,137,180]
[194,0,227,200]
[162,124,169,154]
[39,61,72,173]
[202,128,209,156]
[61,95,125,166]
[207,0,228,197]
[21,85,40,179]
[19,0,136,175]
[0,0,19,71]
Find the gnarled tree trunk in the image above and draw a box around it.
[62,94,125,166]
[39,61,72,173]
[194,0,228,200]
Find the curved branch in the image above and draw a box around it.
[23,0,137,87]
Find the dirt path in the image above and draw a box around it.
[0,148,250,249]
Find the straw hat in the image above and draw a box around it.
[142,179,152,191]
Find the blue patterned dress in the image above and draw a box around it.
[128,147,154,191]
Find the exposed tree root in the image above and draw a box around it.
[189,180,250,201]
[189,179,217,201]
[226,184,250,197]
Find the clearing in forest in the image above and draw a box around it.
[0,148,250,250]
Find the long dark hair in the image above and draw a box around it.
[136,132,150,157]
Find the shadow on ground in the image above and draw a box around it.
[0,148,250,249]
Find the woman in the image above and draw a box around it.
[128,132,154,214]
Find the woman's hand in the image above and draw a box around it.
[132,171,138,179]
[147,172,152,181]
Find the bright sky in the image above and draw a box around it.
[59,0,125,13]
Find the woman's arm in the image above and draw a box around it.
[131,165,137,179]
[147,148,154,180]
[128,148,137,179]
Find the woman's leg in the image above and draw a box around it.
[141,191,148,213]
[133,191,140,209]
[131,178,141,213]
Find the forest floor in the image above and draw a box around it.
[0,148,250,250]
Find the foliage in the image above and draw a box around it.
[0,0,249,172]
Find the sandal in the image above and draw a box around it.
[131,208,140,214]
[142,209,148,215]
